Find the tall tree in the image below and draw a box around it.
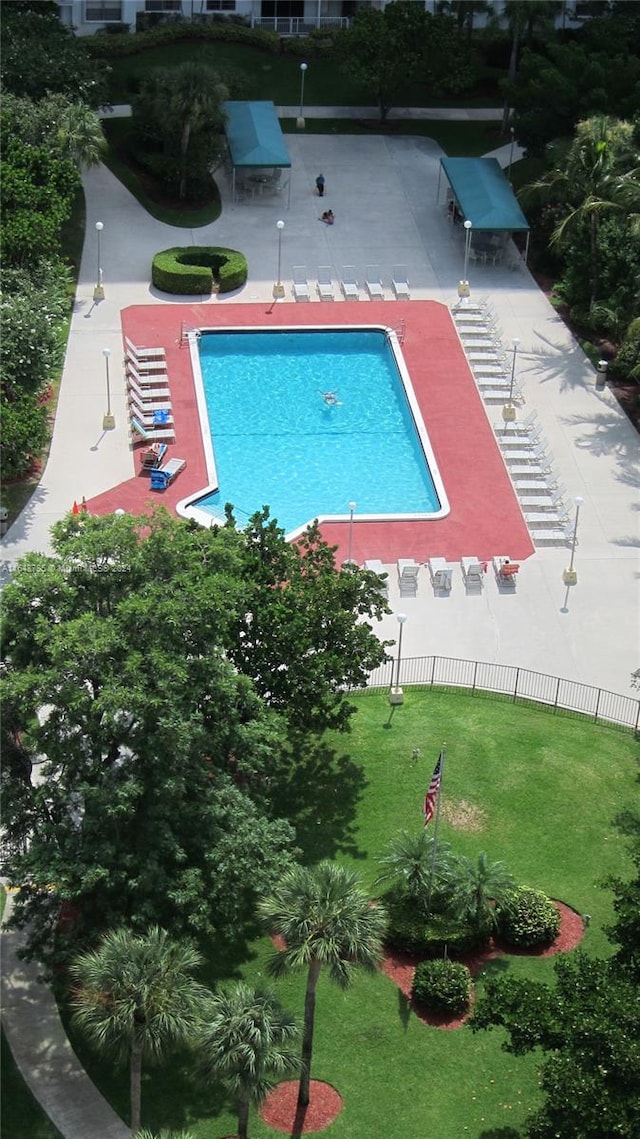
[1,509,386,964]
[521,115,640,307]
[259,861,387,1110]
[338,1,427,122]
[199,983,300,1139]
[71,927,211,1137]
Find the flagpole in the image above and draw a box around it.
[426,743,446,914]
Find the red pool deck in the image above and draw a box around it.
[87,301,534,566]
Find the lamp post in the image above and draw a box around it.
[273,220,285,299]
[344,500,357,566]
[508,126,515,184]
[390,613,407,706]
[502,337,520,424]
[458,219,472,303]
[297,62,308,128]
[102,347,115,430]
[562,496,583,585]
[94,221,104,301]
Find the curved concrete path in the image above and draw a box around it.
[1,893,129,1139]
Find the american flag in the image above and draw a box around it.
[423,752,443,826]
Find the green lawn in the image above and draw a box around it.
[106,40,502,111]
[59,691,637,1139]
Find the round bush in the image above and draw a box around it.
[151,246,247,296]
[411,959,471,1015]
[496,887,560,949]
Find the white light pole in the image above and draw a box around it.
[102,347,115,430]
[563,496,584,585]
[94,221,104,301]
[502,337,520,424]
[508,126,515,183]
[458,219,472,303]
[390,613,407,706]
[297,62,308,128]
[344,500,357,566]
[273,219,285,299]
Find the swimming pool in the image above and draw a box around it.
[185,327,449,536]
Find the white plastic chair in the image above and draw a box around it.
[392,267,410,299]
[341,268,360,300]
[317,267,335,301]
[365,267,384,300]
[292,267,310,301]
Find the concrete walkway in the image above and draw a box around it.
[1,893,129,1139]
[1,117,638,1139]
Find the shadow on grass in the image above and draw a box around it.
[479,1129,523,1139]
[270,738,369,864]
[398,987,412,1033]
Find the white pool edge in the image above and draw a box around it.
[176,324,451,536]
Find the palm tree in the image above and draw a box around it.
[259,861,387,1110]
[521,115,640,306]
[444,851,515,933]
[71,927,211,1137]
[58,102,106,168]
[199,982,301,1139]
[164,63,228,200]
[135,1132,196,1139]
[376,829,454,912]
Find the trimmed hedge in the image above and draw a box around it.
[152,246,247,296]
[84,20,279,59]
[412,959,471,1015]
[384,890,489,959]
[496,886,560,949]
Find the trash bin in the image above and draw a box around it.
[596,359,608,390]
[0,507,9,537]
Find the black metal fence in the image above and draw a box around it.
[361,655,640,733]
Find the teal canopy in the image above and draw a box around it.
[440,157,529,232]
[223,101,291,169]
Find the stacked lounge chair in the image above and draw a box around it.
[124,336,175,443]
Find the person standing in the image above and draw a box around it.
[315,173,325,197]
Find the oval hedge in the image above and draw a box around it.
[152,246,247,296]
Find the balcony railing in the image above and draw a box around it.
[249,15,350,35]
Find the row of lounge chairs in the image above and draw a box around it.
[124,337,187,491]
[363,556,521,596]
[292,266,410,302]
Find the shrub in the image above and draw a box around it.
[384,889,490,958]
[84,21,279,59]
[496,887,560,949]
[412,959,471,1015]
[152,246,248,295]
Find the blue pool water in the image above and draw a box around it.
[195,329,444,534]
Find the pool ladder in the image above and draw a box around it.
[390,320,406,345]
[179,322,201,347]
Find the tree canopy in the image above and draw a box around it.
[1,509,389,964]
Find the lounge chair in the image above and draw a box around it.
[392,267,410,299]
[128,391,172,414]
[397,558,420,597]
[364,559,389,598]
[461,557,486,589]
[150,457,187,492]
[127,378,171,405]
[130,416,175,443]
[126,352,168,376]
[140,442,168,471]
[127,363,170,387]
[493,556,520,585]
[428,557,452,592]
[365,267,384,300]
[124,336,165,361]
[317,267,335,301]
[292,267,310,301]
[340,268,360,300]
[132,407,174,428]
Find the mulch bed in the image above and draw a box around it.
[261,1080,343,1135]
[380,901,585,1030]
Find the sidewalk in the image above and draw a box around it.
[1,893,129,1139]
